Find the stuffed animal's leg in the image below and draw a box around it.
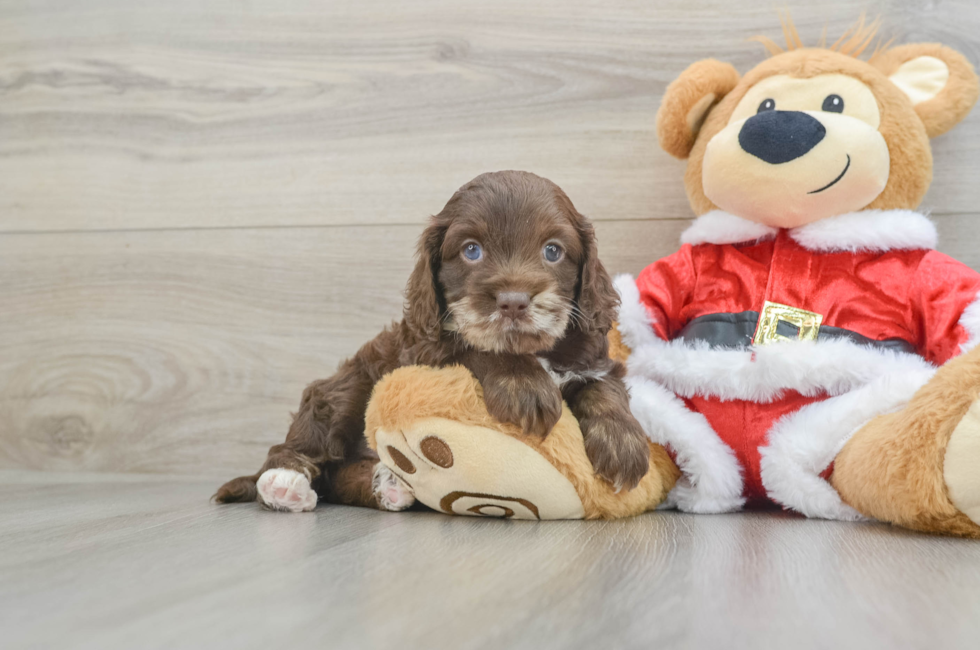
[831,345,980,538]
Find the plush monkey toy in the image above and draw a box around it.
[611,17,980,537]
[365,365,676,519]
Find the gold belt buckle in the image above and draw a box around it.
[753,301,823,346]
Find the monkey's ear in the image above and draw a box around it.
[870,44,979,137]
[656,59,740,159]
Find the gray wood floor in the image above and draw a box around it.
[3,470,980,650]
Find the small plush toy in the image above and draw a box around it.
[365,365,677,519]
[610,16,980,537]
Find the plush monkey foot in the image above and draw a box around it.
[944,398,980,526]
[832,346,980,538]
[363,365,677,520]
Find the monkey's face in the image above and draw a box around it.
[702,73,890,228]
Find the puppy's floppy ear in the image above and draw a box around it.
[657,59,740,159]
[571,212,617,334]
[870,43,980,137]
[404,217,447,342]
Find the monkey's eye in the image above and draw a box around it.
[462,242,483,262]
[543,243,563,263]
[757,98,776,113]
[822,94,844,113]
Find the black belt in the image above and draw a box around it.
[676,311,916,355]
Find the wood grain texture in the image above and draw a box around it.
[3,0,980,477]
[2,470,979,650]
[3,215,980,476]
[1,0,980,232]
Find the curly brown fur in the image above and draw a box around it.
[215,170,649,507]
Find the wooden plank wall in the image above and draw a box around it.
[3,0,980,476]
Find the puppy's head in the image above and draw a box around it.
[405,171,615,355]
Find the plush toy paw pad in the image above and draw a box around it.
[945,398,980,526]
[373,463,416,511]
[256,468,317,513]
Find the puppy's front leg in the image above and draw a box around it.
[564,364,650,491]
[459,351,563,437]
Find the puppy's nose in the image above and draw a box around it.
[738,110,826,164]
[497,292,530,319]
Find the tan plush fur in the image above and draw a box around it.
[365,365,678,519]
[832,346,980,538]
[607,322,632,365]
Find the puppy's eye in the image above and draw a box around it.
[543,243,563,263]
[822,94,844,113]
[757,98,776,113]
[462,242,483,262]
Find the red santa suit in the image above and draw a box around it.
[616,209,980,519]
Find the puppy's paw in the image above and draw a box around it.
[372,463,416,511]
[483,372,563,437]
[256,468,318,512]
[581,413,650,492]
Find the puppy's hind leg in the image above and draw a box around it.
[372,464,416,512]
[214,443,323,511]
[213,474,260,503]
[316,451,415,512]
[215,329,404,511]
[256,467,319,513]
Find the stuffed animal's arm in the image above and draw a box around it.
[619,245,698,343]
[913,251,980,364]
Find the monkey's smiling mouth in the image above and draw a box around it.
[808,154,851,194]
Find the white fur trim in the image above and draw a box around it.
[680,209,937,252]
[790,209,937,253]
[958,293,980,354]
[627,336,936,403]
[681,210,777,246]
[626,376,745,513]
[613,274,661,350]
[759,368,936,520]
[615,273,933,401]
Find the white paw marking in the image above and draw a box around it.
[372,463,416,512]
[256,468,317,513]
